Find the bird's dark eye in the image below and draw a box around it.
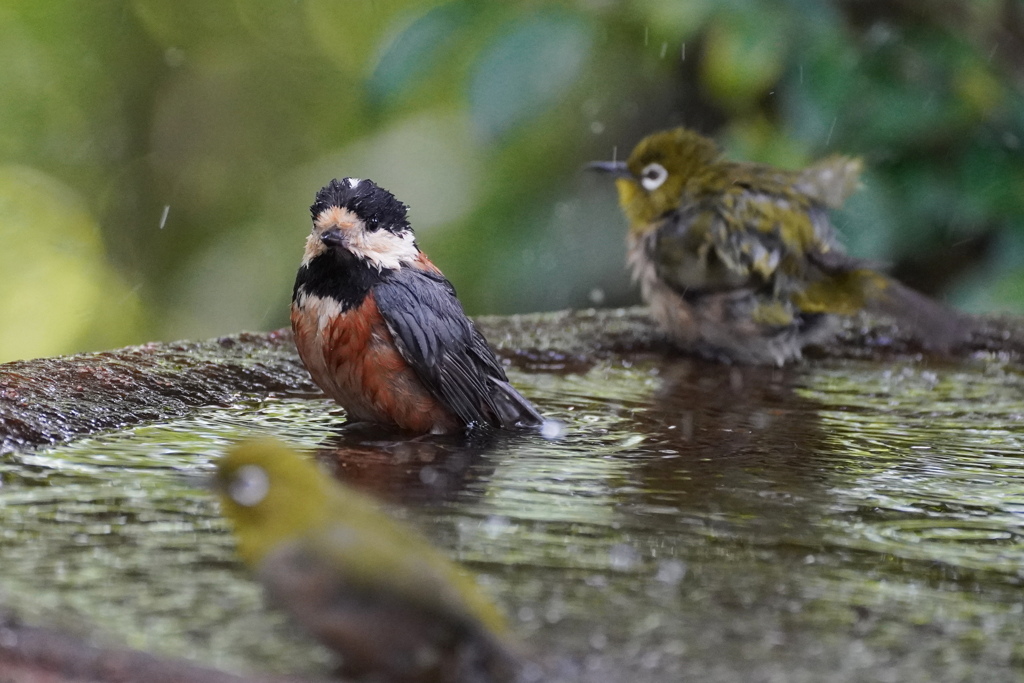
[640,162,668,191]
[365,216,380,231]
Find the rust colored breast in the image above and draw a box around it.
[291,292,459,434]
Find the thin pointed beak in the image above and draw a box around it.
[586,160,632,178]
[320,227,345,248]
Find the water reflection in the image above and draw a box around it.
[1,358,1023,680]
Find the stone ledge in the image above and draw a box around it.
[2,307,1021,455]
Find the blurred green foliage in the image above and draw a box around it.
[0,0,1022,362]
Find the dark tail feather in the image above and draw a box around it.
[865,276,975,352]
[488,378,544,428]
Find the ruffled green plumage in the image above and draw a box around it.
[598,127,969,364]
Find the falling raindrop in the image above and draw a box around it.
[608,542,639,571]
[540,419,568,440]
[164,47,185,68]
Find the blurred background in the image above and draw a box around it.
[1,0,1023,362]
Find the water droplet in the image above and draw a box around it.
[481,515,512,538]
[419,466,439,485]
[608,542,639,571]
[544,603,565,624]
[641,650,662,669]
[540,419,568,440]
[164,47,185,68]
[655,559,686,585]
[617,434,644,449]
[0,628,17,648]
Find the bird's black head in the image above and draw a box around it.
[310,178,410,233]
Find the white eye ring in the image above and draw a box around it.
[229,465,270,507]
[640,162,668,191]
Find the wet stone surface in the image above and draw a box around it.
[1,308,1024,681]
[0,330,317,455]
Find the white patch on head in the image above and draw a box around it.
[345,177,362,188]
[347,226,419,271]
[229,464,270,507]
[640,162,668,191]
[306,205,419,271]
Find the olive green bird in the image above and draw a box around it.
[215,439,521,683]
[590,127,970,365]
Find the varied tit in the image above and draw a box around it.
[215,439,522,683]
[590,127,970,365]
[291,178,543,434]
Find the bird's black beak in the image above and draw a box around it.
[320,228,345,248]
[586,160,632,178]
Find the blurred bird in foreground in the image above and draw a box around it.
[590,127,971,365]
[215,439,522,683]
[291,177,543,433]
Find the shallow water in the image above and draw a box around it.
[1,357,1023,681]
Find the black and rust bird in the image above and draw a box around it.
[291,177,543,433]
[590,127,971,365]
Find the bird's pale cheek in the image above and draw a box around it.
[302,232,329,266]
